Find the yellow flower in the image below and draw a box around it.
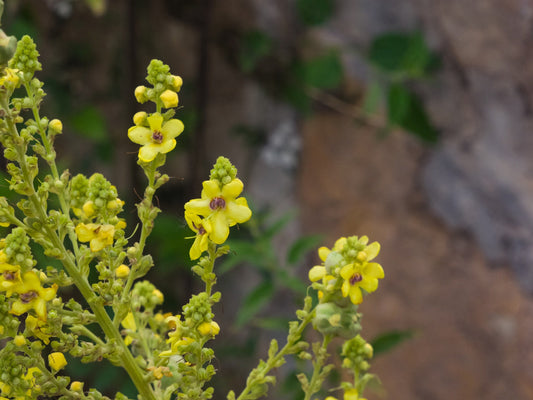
[171,75,183,91]
[160,89,179,108]
[185,211,212,260]
[197,320,220,337]
[184,178,252,244]
[0,68,20,88]
[340,258,384,305]
[75,223,115,252]
[127,113,184,162]
[25,315,52,344]
[0,262,22,296]
[0,222,9,227]
[48,352,67,371]
[10,271,57,320]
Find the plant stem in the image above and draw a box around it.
[303,335,332,400]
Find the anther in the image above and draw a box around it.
[152,130,163,143]
[349,273,362,285]
[209,197,226,210]
[20,290,38,303]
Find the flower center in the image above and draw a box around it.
[152,130,164,144]
[3,271,16,280]
[209,197,226,210]
[349,273,362,285]
[20,290,38,303]
[198,226,206,235]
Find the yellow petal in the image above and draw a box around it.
[365,242,380,261]
[202,180,221,199]
[138,144,162,162]
[308,266,326,282]
[184,198,211,216]
[318,246,330,261]
[365,262,384,279]
[348,286,363,304]
[161,119,184,139]
[225,200,252,225]
[147,113,164,131]
[222,178,243,199]
[359,277,378,293]
[128,126,152,145]
[209,212,229,244]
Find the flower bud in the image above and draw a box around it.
[70,381,84,391]
[160,89,178,108]
[197,321,220,337]
[48,352,67,370]
[49,119,63,133]
[115,264,130,278]
[13,335,26,346]
[134,85,147,103]
[133,111,147,126]
[170,75,183,91]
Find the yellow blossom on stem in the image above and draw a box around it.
[184,178,252,244]
[25,315,51,344]
[10,271,57,320]
[340,257,384,305]
[121,311,137,346]
[185,211,213,260]
[0,68,20,88]
[70,381,84,392]
[127,113,184,162]
[197,320,220,337]
[0,262,22,296]
[48,352,67,371]
[75,223,115,252]
[13,335,25,346]
[115,264,130,278]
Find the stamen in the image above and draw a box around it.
[3,271,15,280]
[198,226,206,235]
[152,130,164,143]
[209,197,226,210]
[349,273,362,285]
[20,290,38,303]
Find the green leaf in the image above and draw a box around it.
[286,234,323,265]
[296,0,334,26]
[300,51,343,89]
[369,31,434,77]
[236,281,275,327]
[387,84,410,125]
[69,106,107,142]
[371,330,414,356]
[387,84,438,143]
[277,269,307,294]
[239,30,273,73]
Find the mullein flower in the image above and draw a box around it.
[185,211,213,260]
[10,271,57,320]
[339,239,384,305]
[184,178,252,244]
[25,315,51,344]
[128,113,184,162]
[75,223,115,252]
[197,320,220,337]
[0,262,22,296]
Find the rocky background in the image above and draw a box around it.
[4,0,533,399]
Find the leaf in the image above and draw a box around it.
[286,234,323,265]
[254,317,291,331]
[236,281,275,327]
[369,31,434,77]
[69,106,107,142]
[387,84,410,125]
[387,84,438,143]
[300,51,343,89]
[239,30,273,73]
[371,329,414,356]
[296,0,334,26]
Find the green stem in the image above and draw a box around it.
[3,105,156,400]
[234,311,315,400]
[303,335,332,400]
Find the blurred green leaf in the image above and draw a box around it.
[371,329,414,356]
[387,84,438,143]
[69,106,107,142]
[296,0,334,26]
[387,83,410,125]
[236,281,274,327]
[286,234,323,265]
[239,30,273,73]
[300,51,343,89]
[277,269,307,294]
[369,32,434,77]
